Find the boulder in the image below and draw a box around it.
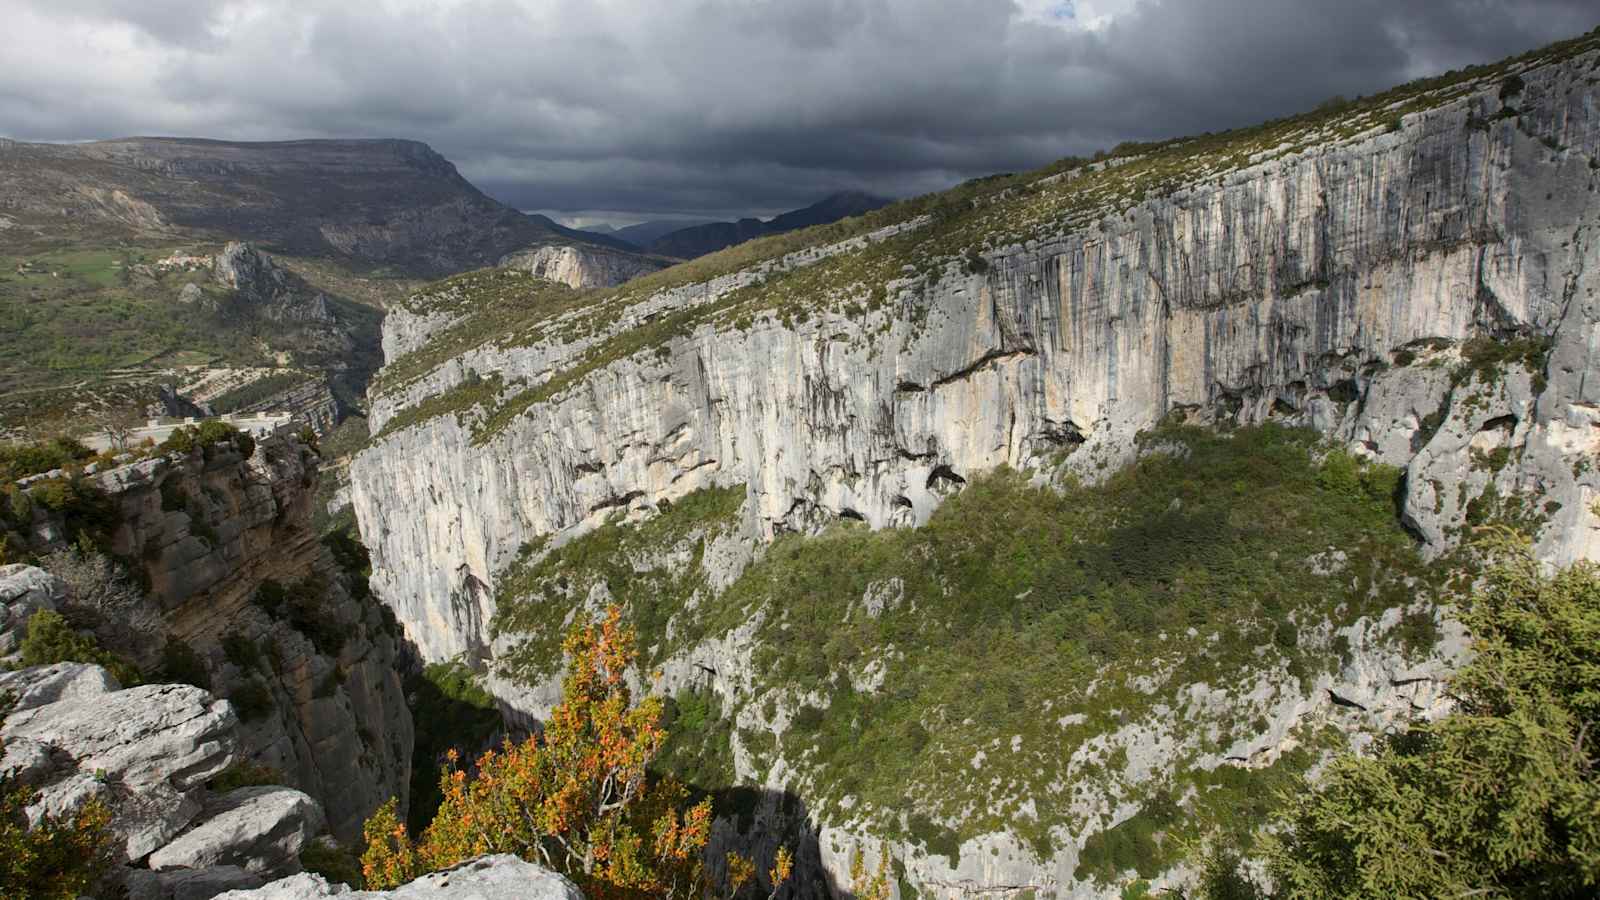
[0,667,238,859]
[149,786,325,877]
[215,855,584,899]
[0,660,120,712]
[0,564,65,659]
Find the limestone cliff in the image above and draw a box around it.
[349,30,1600,898]
[500,243,670,289]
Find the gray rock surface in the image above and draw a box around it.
[0,660,120,712]
[215,855,584,900]
[125,865,267,900]
[0,563,63,659]
[148,786,326,877]
[0,666,238,860]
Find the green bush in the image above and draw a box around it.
[160,421,254,458]
[227,680,275,722]
[1220,536,1600,899]
[300,839,365,888]
[0,437,93,482]
[157,639,211,690]
[221,631,262,673]
[26,478,118,549]
[18,610,142,687]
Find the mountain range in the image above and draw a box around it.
[0,136,637,276]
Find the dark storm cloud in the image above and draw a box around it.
[1,0,1595,220]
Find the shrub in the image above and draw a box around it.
[26,478,118,549]
[221,631,263,673]
[1232,534,1600,899]
[18,610,142,687]
[0,437,93,482]
[227,680,275,722]
[41,545,161,662]
[301,839,365,888]
[157,639,211,690]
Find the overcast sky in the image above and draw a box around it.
[2,1,1595,225]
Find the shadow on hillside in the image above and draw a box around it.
[693,783,844,900]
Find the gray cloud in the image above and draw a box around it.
[0,0,1594,220]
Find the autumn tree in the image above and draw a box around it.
[364,606,790,898]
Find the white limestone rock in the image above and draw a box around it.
[0,660,120,712]
[0,564,65,659]
[501,244,667,290]
[0,666,238,860]
[149,786,326,877]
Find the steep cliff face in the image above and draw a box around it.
[500,243,670,289]
[349,32,1600,898]
[9,434,413,845]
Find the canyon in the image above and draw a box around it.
[345,30,1600,899]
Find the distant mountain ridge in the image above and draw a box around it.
[645,191,890,259]
[0,136,642,276]
[612,218,718,247]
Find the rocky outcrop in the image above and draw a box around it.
[0,663,239,860]
[500,244,668,289]
[1,661,347,899]
[148,786,326,876]
[6,435,413,845]
[214,243,338,327]
[0,563,64,659]
[216,855,584,900]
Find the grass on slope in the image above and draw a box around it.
[493,424,1446,873]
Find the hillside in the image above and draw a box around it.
[0,137,618,275]
[347,26,1600,897]
[0,137,668,439]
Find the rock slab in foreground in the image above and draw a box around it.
[148,785,326,876]
[0,663,238,860]
[215,854,585,899]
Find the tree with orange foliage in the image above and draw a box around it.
[364,606,790,899]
